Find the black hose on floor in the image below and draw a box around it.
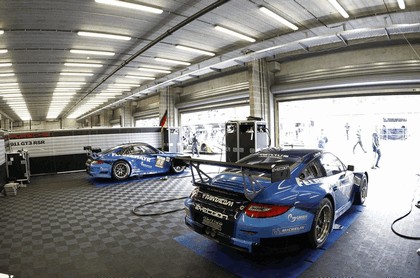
[132,196,189,216]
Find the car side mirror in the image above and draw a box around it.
[347,165,354,171]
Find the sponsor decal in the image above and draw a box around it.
[272,225,305,235]
[10,140,46,147]
[155,156,165,168]
[287,213,308,222]
[202,216,223,231]
[140,162,153,169]
[194,203,228,220]
[201,192,234,207]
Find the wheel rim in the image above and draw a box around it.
[315,204,332,244]
[360,180,367,203]
[114,162,129,178]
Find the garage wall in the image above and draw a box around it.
[0,131,6,187]
[176,70,250,112]
[8,127,161,175]
[271,44,420,100]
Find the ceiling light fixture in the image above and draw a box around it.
[64,63,103,68]
[0,88,20,93]
[175,45,215,56]
[155,57,191,66]
[77,31,131,41]
[57,81,86,85]
[0,73,15,77]
[60,72,94,76]
[0,30,4,35]
[0,49,8,54]
[328,0,349,18]
[95,0,163,14]
[138,67,171,73]
[53,87,81,91]
[125,75,155,80]
[397,0,405,9]
[0,82,19,87]
[259,7,298,31]
[70,49,115,56]
[0,63,12,67]
[214,25,256,42]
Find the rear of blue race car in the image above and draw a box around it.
[183,161,316,253]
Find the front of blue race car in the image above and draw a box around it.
[86,142,186,180]
[183,148,368,253]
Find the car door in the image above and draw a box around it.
[128,145,157,174]
[319,153,352,211]
[139,145,170,174]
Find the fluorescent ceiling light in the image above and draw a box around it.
[0,63,12,67]
[328,0,349,18]
[1,93,21,97]
[57,81,86,85]
[64,63,103,68]
[175,45,215,56]
[0,82,19,87]
[259,7,298,31]
[77,31,131,41]
[70,49,115,56]
[102,88,128,92]
[95,0,163,14]
[214,25,256,42]
[138,67,171,73]
[397,0,405,9]
[125,75,155,80]
[0,49,8,54]
[0,30,4,35]
[155,57,191,66]
[60,72,94,76]
[0,88,20,92]
[0,73,14,77]
[53,87,80,91]
[53,91,77,95]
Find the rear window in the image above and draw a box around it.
[238,152,300,170]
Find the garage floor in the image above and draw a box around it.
[0,148,419,277]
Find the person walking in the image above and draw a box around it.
[353,127,367,154]
[371,130,381,169]
[191,133,200,157]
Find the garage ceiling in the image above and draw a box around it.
[0,0,419,122]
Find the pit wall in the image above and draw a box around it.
[7,127,161,175]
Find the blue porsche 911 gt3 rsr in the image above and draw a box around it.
[85,142,186,180]
[182,148,368,253]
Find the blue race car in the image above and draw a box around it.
[182,148,368,253]
[85,142,186,180]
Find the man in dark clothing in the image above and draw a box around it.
[191,133,199,157]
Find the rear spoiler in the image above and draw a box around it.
[174,157,290,183]
[174,157,290,201]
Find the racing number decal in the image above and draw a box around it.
[155,156,166,168]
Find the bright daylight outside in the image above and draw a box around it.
[278,95,420,174]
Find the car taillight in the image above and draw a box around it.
[92,160,105,165]
[244,203,291,218]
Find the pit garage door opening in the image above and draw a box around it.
[180,106,249,157]
[278,95,420,172]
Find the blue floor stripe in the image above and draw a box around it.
[175,205,364,278]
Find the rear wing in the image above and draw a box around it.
[173,157,290,200]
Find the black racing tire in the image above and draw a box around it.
[307,198,333,249]
[171,162,185,174]
[354,174,368,205]
[112,160,131,180]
